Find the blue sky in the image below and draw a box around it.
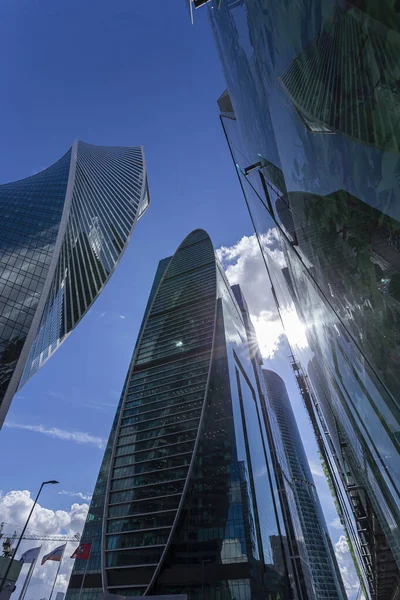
[0,1,359,598]
[0,0,250,491]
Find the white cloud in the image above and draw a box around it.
[217,233,307,358]
[0,490,89,599]
[334,535,362,599]
[119,315,126,319]
[4,422,106,448]
[330,516,343,530]
[47,390,72,403]
[251,310,285,359]
[309,459,324,478]
[217,234,283,359]
[58,490,93,501]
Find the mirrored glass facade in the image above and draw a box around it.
[201,0,400,597]
[0,140,149,427]
[66,229,295,600]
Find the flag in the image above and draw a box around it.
[70,542,92,560]
[20,546,41,563]
[41,544,66,565]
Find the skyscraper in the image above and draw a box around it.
[0,140,149,427]
[66,229,298,599]
[188,0,400,597]
[232,286,345,600]
[263,369,346,600]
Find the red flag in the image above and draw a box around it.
[70,542,92,560]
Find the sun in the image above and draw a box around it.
[251,308,308,360]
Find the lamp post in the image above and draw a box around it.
[0,480,59,594]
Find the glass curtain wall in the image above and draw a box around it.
[0,140,149,427]
[205,0,400,597]
[66,229,292,600]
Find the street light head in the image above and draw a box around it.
[44,480,59,485]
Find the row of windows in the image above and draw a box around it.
[114,444,194,469]
[109,479,186,504]
[157,580,251,600]
[107,528,170,550]
[137,322,215,359]
[124,388,205,416]
[115,430,197,461]
[117,419,199,448]
[110,465,189,491]
[0,245,52,260]
[106,547,163,567]
[0,254,51,273]
[141,302,214,343]
[125,384,206,413]
[128,356,209,394]
[142,300,214,339]
[150,263,215,309]
[161,249,214,278]
[148,276,214,315]
[107,509,176,534]
[122,398,203,424]
[176,231,210,250]
[149,291,215,324]
[0,275,45,297]
[150,282,215,317]
[128,352,210,388]
[128,360,210,395]
[65,587,102,600]
[140,306,214,340]
[108,493,181,518]
[136,333,213,365]
[107,589,146,597]
[120,407,202,431]
[126,372,207,402]
[113,451,192,479]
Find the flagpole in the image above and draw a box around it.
[18,561,34,600]
[78,541,93,600]
[49,545,66,600]
[19,551,40,600]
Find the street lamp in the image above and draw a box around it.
[0,480,59,593]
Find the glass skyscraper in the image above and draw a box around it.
[188,0,400,598]
[66,228,316,599]
[0,140,149,427]
[263,369,346,600]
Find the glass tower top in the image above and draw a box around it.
[0,140,149,427]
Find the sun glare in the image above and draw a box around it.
[252,308,308,360]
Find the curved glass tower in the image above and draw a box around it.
[66,229,295,600]
[0,140,149,427]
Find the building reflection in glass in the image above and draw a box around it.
[191,0,400,597]
[263,369,346,600]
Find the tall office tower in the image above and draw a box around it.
[232,286,345,600]
[187,1,400,598]
[66,229,302,600]
[0,140,149,427]
[263,369,346,600]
